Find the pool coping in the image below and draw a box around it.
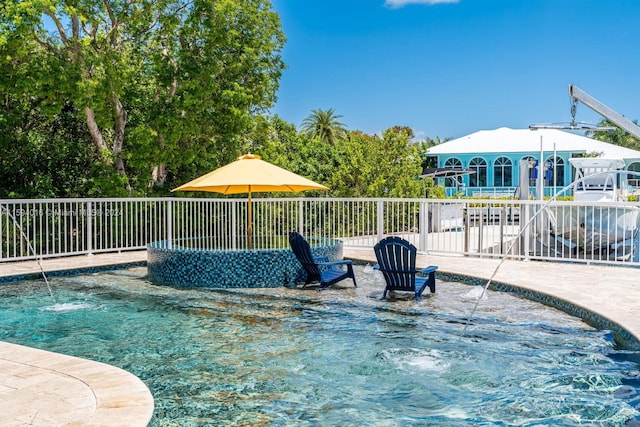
[0,260,147,284]
[0,342,154,427]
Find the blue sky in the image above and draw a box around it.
[269,0,640,140]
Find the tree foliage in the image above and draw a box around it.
[0,0,440,201]
[0,101,120,197]
[0,0,285,196]
[330,126,423,198]
[587,119,640,151]
[241,117,425,199]
[242,114,340,197]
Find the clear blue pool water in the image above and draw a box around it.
[2,265,640,426]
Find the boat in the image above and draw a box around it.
[545,158,640,257]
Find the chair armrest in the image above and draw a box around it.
[418,265,438,275]
[317,259,352,268]
[373,263,435,275]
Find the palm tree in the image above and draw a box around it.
[588,119,640,150]
[300,108,348,145]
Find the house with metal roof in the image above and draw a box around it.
[425,127,640,197]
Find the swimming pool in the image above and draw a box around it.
[2,265,640,426]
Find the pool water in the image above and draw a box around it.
[2,266,640,426]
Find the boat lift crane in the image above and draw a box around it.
[567,85,640,201]
[523,86,640,260]
[568,84,640,139]
[530,84,640,138]
[527,85,640,199]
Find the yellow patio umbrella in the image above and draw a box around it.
[172,153,329,248]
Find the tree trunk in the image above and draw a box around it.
[112,98,127,175]
[149,130,169,188]
[113,98,131,195]
[149,164,168,188]
[84,101,131,194]
[84,106,107,151]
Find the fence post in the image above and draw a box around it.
[500,205,506,254]
[464,209,469,255]
[167,199,173,249]
[478,211,484,255]
[86,201,93,255]
[232,201,237,250]
[298,199,304,235]
[0,202,3,260]
[418,200,428,252]
[377,200,384,242]
[521,203,530,261]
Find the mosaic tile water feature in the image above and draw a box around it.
[146,237,344,288]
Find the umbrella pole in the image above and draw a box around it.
[248,190,252,249]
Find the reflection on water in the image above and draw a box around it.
[40,302,96,312]
[1,265,640,426]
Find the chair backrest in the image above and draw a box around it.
[289,231,322,280]
[374,236,418,291]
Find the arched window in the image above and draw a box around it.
[627,162,640,188]
[493,157,512,187]
[444,157,462,168]
[469,157,487,187]
[544,156,565,187]
[444,158,463,187]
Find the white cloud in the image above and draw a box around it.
[412,130,428,142]
[384,0,459,9]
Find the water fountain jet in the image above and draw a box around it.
[463,169,640,335]
[1,205,57,304]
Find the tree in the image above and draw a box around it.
[245,114,337,196]
[0,0,285,196]
[330,126,423,198]
[0,98,129,198]
[300,108,347,145]
[587,119,640,151]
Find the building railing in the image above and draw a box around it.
[446,186,567,199]
[1,197,639,267]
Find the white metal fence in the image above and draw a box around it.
[1,197,639,267]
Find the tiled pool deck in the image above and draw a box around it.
[1,249,639,425]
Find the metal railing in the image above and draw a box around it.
[448,186,567,199]
[1,197,639,267]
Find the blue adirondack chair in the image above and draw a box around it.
[373,236,437,301]
[288,231,357,289]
